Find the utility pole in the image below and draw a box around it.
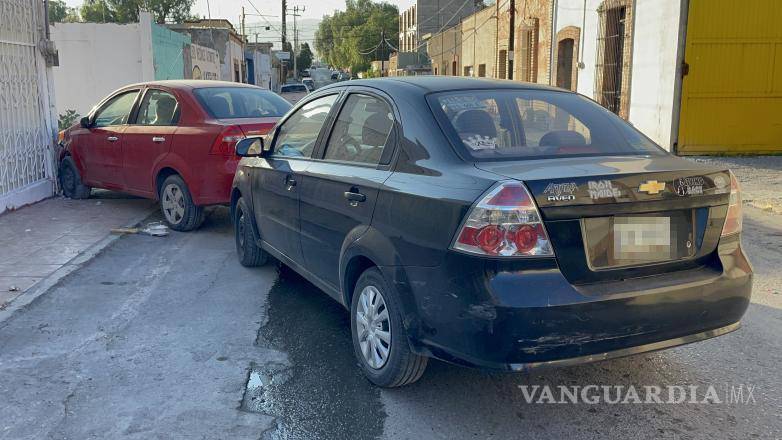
[281,0,287,48]
[241,7,246,40]
[290,5,304,80]
[380,28,385,77]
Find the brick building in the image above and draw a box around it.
[399,0,478,56]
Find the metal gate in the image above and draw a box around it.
[0,0,57,210]
[678,0,782,154]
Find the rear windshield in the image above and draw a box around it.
[194,87,291,119]
[430,89,664,161]
[282,85,308,93]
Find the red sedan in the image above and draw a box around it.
[57,80,291,231]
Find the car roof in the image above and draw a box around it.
[317,76,567,94]
[121,80,263,90]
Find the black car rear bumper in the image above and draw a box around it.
[381,234,752,371]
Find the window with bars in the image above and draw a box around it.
[478,64,486,77]
[594,0,633,119]
[519,18,539,83]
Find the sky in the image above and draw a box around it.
[63,0,416,51]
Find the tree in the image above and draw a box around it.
[315,0,398,73]
[296,43,313,73]
[48,0,67,22]
[80,0,116,23]
[79,0,195,24]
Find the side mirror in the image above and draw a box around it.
[235,136,268,157]
[79,116,91,128]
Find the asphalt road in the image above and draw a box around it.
[1,206,780,440]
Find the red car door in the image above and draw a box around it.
[81,89,141,189]
[122,88,179,196]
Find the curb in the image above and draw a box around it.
[0,205,158,326]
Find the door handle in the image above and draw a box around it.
[152,136,166,143]
[107,136,118,142]
[285,175,297,191]
[344,191,366,206]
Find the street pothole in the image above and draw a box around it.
[243,264,385,440]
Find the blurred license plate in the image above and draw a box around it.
[613,217,671,262]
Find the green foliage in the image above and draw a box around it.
[79,0,194,24]
[80,0,116,23]
[296,43,313,73]
[58,110,81,131]
[315,0,398,73]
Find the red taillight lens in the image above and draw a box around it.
[210,125,245,156]
[721,171,742,236]
[452,181,554,257]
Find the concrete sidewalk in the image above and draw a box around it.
[0,190,156,311]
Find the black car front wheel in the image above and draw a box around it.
[351,267,428,387]
[59,156,91,199]
[234,196,268,267]
[159,175,204,231]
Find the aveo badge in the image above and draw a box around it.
[543,182,577,202]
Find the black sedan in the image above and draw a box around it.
[230,77,751,387]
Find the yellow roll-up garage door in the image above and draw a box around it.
[678,0,782,154]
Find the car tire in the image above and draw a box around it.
[351,267,428,387]
[234,196,268,267]
[58,156,91,199]
[159,174,204,232]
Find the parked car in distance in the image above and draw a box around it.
[231,77,752,387]
[302,78,316,90]
[57,80,292,231]
[279,83,311,104]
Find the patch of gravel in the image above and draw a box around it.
[687,156,782,215]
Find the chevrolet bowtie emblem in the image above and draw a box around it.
[639,180,666,195]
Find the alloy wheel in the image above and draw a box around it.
[356,285,391,369]
[161,183,185,225]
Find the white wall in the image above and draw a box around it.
[555,0,683,150]
[225,38,245,82]
[626,0,682,149]
[50,12,155,117]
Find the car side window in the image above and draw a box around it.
[273,94,338,158]
[136,90,180,126]
[93,91,139,128]
[323,94,393,165]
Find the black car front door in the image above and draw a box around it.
[299,91,398,289]
[251,93,339,265]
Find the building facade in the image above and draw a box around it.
[424,0,782,154]
[167,20,247,83]
[399,0,479,56]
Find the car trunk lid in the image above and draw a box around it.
[475,155,732,284]
[217,117,279,136]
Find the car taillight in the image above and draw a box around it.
[210,125,245,156]
[452,181,554,257]
[721,171,742,236]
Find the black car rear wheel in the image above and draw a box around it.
[351,267,428,387]
[234,197,268,267]
[59,156,91,199]
[159,175,204,232]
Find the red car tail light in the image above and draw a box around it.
[210,125,245,156]
[721,171,742,236]
[452,181,554,257]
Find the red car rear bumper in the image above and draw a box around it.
[191,156,240,206]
